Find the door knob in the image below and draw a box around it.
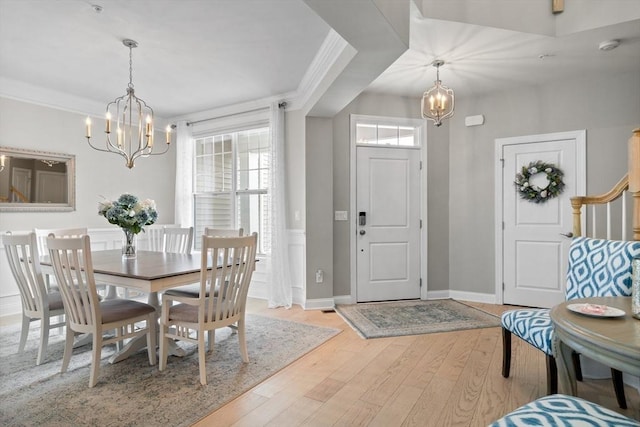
[560,232,573,238]
[359,230,366,235]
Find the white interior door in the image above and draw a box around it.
[11,167,31,202]
[499,131,585,308]
[356,146,421,302]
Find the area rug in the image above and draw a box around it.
[0,314,340,426]
[335,299,500,339]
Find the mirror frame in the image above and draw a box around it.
[0,146,76,212]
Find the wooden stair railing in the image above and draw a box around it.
[570,128,640,241]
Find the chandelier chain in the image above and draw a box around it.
[128,45,134,90]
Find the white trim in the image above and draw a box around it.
[303,298,336,311]
[333,295,352,306]
[425,289,497,304]
[449,290,498,304]
[289,30,349,111]
[349,114,427,303]
[425,290,450,300]
[493,130,586,305]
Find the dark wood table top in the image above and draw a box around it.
[88,249,202,281]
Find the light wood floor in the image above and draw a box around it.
[193,299,640,427]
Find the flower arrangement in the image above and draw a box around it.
[514,161,565,204]
[98,193,158,234]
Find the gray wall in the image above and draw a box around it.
[0,97,176,232]
[448,69,640,294]
[305,116,334,300]
[320,69,638,300]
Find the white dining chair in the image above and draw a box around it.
[159,233,257,385]
[47,234,157,387]
[34,227,114,298]
[2,232,66,365]
[162,228,243,299]
[164,226,194,254]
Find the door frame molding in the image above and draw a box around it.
[349,114,427,303]
[493,130,586,305]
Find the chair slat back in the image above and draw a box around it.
[47,235,100,330]
[200,233,257,323]
[566,237,640,300]
[34,227,88,255]
[164,226,194,254]
[204,228,244,237]
[2,233,46,315]
[143,224,165,252]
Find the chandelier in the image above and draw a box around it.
[421,60,455,127]
[85,39,171,169]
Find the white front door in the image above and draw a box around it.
[497,131,585,308]
[356,146,421,302]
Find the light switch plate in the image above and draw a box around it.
[334,211,348,221]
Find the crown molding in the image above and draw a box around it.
[0,76,106,118]
[286,29,351,111]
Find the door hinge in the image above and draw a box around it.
[420,219,423,228]
[502,282,505,290]
[502,221,505,230]
[420,278,422,287]
[500,158,504,167]
[419,161,423,170]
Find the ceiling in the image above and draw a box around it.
[1,0,639,120]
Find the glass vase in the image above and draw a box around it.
[122,229,137,260]
[632,257,640,319]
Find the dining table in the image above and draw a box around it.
[550,296,640,397]
[42,249,208,363]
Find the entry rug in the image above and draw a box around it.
[0,314,340,426]
[335,299,500,339]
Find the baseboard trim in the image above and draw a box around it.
[303,298,335,311]
[447,290,497,304]
[425,290,450,300]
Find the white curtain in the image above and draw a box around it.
[268,102,292,308]
[174,120,193,227]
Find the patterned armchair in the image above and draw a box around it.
[500,237,640,407]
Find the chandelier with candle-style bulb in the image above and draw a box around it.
[421,60,455,127]
[85,39,171,169]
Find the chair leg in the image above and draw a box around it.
[159,324,167,371]
[37,316,50,366]
[146,315,157,366]
[545,354,558,395]
[611,368,627,409]
[207,330,214,352]
[502,327,511,378]
[238,318,249,363]
[18,314,30,353]
[89,332,103,388]
[61,325,74,373]
[198,332,207,385]
[571,351,583,381]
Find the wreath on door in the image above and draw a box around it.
[514,161,565,203]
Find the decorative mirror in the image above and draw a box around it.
[0,146,75,212]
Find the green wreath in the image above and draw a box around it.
[514,161,565,203]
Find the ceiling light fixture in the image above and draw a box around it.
[84,39,171,169]
[421,60,455,127]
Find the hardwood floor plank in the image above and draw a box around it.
[194,299,640,427]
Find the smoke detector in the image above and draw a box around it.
[599,39,620,51]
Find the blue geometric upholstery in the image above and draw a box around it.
[501,309,552,355]
[501,238,640,355]
[488,394,640,427]
[566,237,640,299]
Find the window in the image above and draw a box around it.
[355,122,419,146]
[193,126,270,253]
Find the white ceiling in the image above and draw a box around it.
[1,0,639,120]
